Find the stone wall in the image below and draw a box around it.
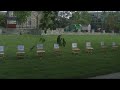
[1,28,119,35]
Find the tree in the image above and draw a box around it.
[53,11,71,28]
[69,11,92,25]
[49,11,59,29]
[14,11,31,26]
[39,11,57,33]
[80,11,92,25]
[0,13,6,28]
[104,11,120,32]
[55,16,70,28]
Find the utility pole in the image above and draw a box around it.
[101,11,105,30]
[96,11,99,31]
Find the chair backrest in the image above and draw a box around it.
[101,42,104,46]
[37,44,43,49]
[72,43,77,48]
[18,45,24,51]
[0,46,4,52]
[112,42,116,46]
[86,42,91,47]
[54,44,59,49]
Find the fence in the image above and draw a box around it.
[0,28,120,35]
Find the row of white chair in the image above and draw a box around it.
[0,42,119,59]
[0,42,119,53]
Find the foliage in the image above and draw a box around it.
[14,11,31,24]
[57,35,66,47]
[55,16,70,28]
[104,11,120,32]
[0,13,6,28]
[55,11,71,28]
[40,11,72,30]
[69,11,92,25]
[39,37,45,43]
[40,11,55,31]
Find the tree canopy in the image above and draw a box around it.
[104,11,120,32]
[69,11,92,25]
[39,11,55,30]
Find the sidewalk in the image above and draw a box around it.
[89,72,120,79]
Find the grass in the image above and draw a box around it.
[0,34,120,79]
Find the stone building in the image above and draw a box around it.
[7,11,42,29]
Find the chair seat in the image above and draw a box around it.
[72,48,80,54]
[72,48,80,51]
[54,49,60,51]
[112,46,118,48]
[17,51,25,53]
[37,50,45,53]
[101,46,107,48]
[86,47,94,50]
[0,53,4,54]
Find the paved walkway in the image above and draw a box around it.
[89,72,120,79]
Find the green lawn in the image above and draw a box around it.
[0,34,120,79]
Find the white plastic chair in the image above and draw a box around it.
[17,45,25,59]
[0,46,4,59]
[54,44,59,49]
[72,43,77,49]
[36,44,45,57]
[37,44,44,50]
[86,42,93,53]
[17,45,24,52]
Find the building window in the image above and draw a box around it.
[28,20,31,25]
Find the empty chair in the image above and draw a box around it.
[0,46,4,59]
[100,41,107,52]
[36,44,45,57]
[54,43,59,49]
[16,45,25,59]
[72,43,80,54]
[86,42,94,54]
[54,43,61,55]
[101,41,107,48]
[112,42,119,50]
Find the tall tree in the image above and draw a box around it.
[105,11,118,32]
[0,13,6,28]
[39,11,57,33]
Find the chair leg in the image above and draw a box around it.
[0,54,5,60]
[17,54,24,59]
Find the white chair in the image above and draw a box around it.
[37,44,44,50]
[37,44,45,57]
[100,41,107,52]
[54,43,59,49]
[86,42,93,53]
[72,43,77,48]
[112,42,118,50]
[54,43,60,55]
[0,46,4,59]
[101,42,104,46]
[72,43,80,54]
[101,41,107,48]
[16,45,25,59]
